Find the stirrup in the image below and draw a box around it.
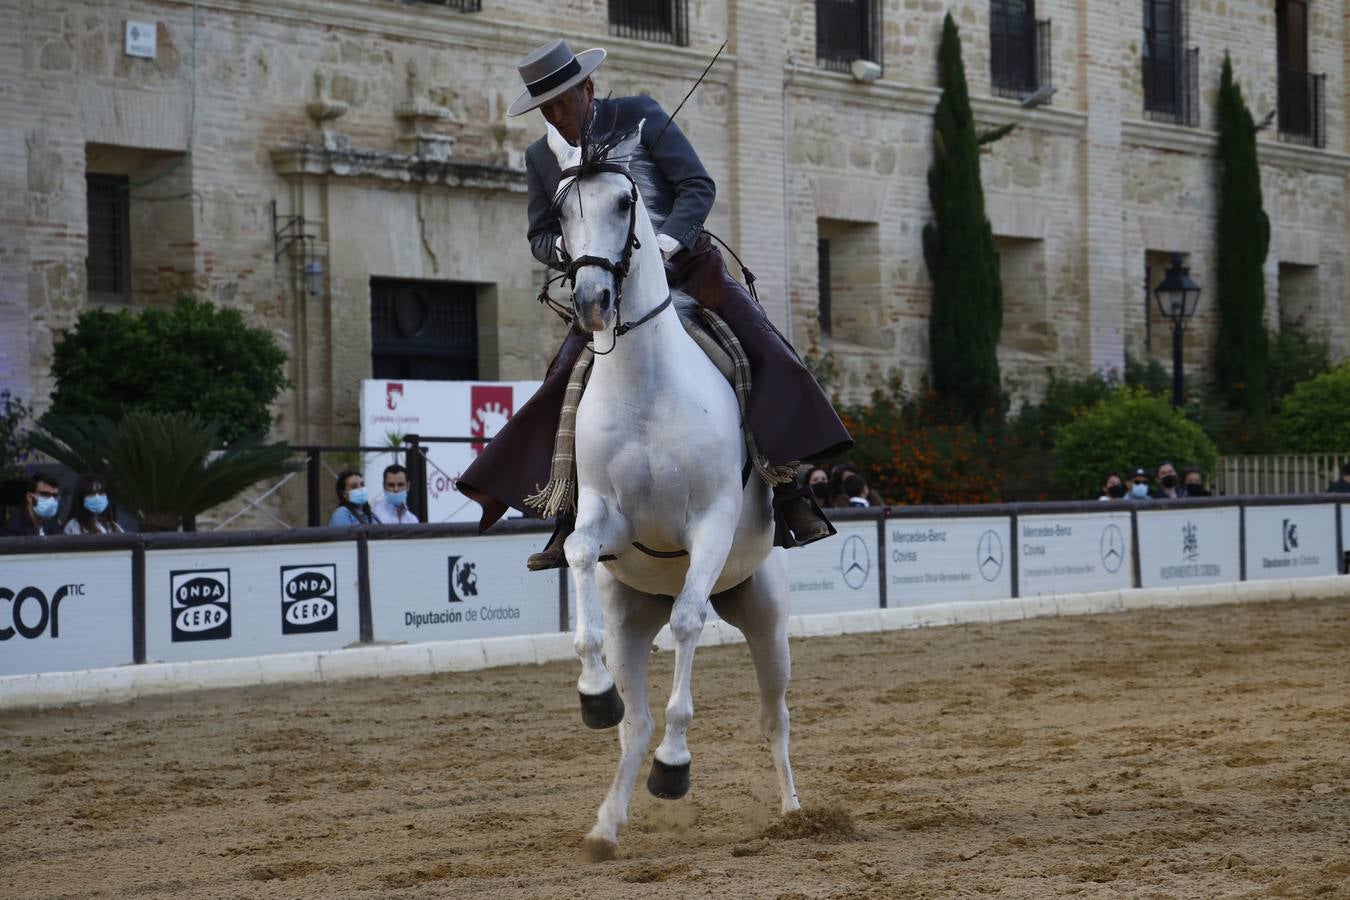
[772,484,837,549]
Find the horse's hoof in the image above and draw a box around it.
[646,758,691,799]
[579,685,624,730]
[579,835,618,863]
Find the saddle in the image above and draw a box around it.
[672,292,735,383]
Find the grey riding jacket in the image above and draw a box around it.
[524,95,716,270]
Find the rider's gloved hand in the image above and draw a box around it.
[657,234,681,261]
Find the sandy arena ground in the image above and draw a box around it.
[3,596,1348,899]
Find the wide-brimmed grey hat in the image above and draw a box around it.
[507,39,606,117]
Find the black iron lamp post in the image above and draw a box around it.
[1153,253,1203,407]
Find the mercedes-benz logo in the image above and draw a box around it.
[840,534,870,590]
[1099,524,1125,573]
[977,529,1004,582]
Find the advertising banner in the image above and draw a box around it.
[145,543,360,663]
[368,535,559,642]
[1017,511,1134,596]
[0,551,133,676]
[360,379,541,523]
[1343,503,1350,574]
[788,520,881,615]
[885,517,1013,605]
[1243,504,1337,581]
[1137,507,1240,588]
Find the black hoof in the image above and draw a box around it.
[646,758,691,800]
[579,685,624,730]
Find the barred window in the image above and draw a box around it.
[609,0,688,46]
[991,1,1051,99]
[816,0,882,74]
[371,278,479,380]
[406,0,481,10]
[86,174,132,301]
[1142,0,1197,126]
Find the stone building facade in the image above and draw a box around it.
[3,0,1348,451]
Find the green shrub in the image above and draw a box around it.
[49,296,288,444]
[1004,371,1119,500]
[1277,363,1350,452]
[1267,324,1332,412]
[1053,388,1219,499]
[0,390,32,480]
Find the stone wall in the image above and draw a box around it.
[3,0,1348,449]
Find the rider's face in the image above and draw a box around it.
[540,80,594,145]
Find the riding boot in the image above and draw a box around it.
[772,477,836,549]
[527,513,574,571]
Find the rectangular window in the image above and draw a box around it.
[1142,0,1198,126]
[991,0,1034,95]
[816,0,883,74]
[817,238,832,337]
[1277,0,1325,147]
[371,278,479,380]
[86,174,132,301]
[609,0,688,47]
[410,0,481,10]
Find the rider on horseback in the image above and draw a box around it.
[457,39,853,570]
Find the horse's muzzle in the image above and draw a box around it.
[573,279,614,333]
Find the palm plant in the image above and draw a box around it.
[29,411,300,531]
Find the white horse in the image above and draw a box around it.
[544,122,801,860]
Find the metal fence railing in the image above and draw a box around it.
[608,0,688,46]
[1278,67,1326,148]
[1215,454,1349,497]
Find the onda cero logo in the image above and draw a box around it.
[170,569,230,642]
[280,564,338,634]
[0,584,83,641]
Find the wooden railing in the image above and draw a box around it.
[1215,454,1348,496]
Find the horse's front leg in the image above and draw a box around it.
[565,489,631,728]
[648,502,738,799]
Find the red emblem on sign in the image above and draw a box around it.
[470,385,513,456]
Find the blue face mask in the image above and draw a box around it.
[84,494,109,515]
[1130,483,1149,499]
[385,490,408,508]
[347,487,368,506]
[33,496,58,519]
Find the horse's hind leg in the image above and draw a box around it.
[649,505,738,799]
[566,490,632,729]
[582,570,667,860]
[711,552,800,814]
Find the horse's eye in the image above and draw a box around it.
[617,195,633,213]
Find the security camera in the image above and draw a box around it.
[850,59,882,83]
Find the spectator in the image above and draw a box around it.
[373,464,419,524]
[1099,471,1126,501]
[841,472,871,508]
[329,470,374,526]
[63,475,123,535]
[2,473,61,537]
[1154,460,1184,499]
[1327,462,1350,494]
[1182,466,1211,497]
[1127,467,1152,501]
[829,462,884,507]
[805,465,831,505]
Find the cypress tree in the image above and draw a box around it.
[922,13,1003,420]
[1214,53,1270,414]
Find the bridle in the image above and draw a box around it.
[536,160,672,355]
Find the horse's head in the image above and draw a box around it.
[547,120,647,333]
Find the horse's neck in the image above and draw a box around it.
[588,211,687,385]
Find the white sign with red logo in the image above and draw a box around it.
[360,379,542,523]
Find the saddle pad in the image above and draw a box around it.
[673,292,735,384]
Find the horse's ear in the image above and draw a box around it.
[546,123,581,170]
[609,118,645,165]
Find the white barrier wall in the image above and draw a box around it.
[368,534,559,641]
[1017,511,1134,596]
[886,517,1012,605]
[789,520,881,615]
[1243,504,1338,580]
[1137,507,1242,588]
[0,551,133,675]
[145,543,360,663]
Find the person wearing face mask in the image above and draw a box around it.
[2,473,62,537]
[1126,467,1153,501]
[1182,466,1210,497]
[373,464,419,524]
[1153,461,1185,499]
[1098,471,1127,501]
[328,470,374,526]
[63,474,123,534]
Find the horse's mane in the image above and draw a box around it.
[554,100,666,233]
